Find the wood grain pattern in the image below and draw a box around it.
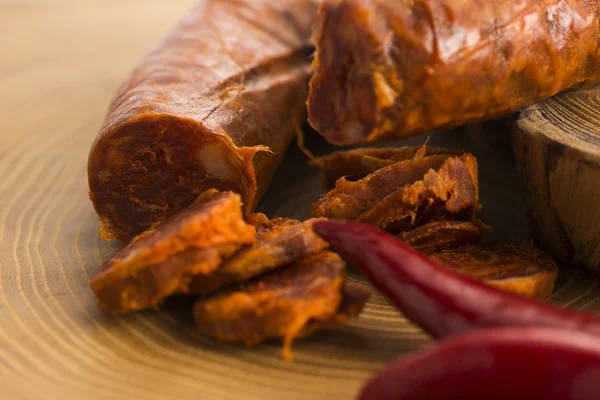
[2,1,600,399]
[514,86,600,273]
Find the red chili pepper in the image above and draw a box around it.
[313,220,600,338]
[358,326,600,400]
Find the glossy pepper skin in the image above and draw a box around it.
[313,220,600,338]
[359,327,600,400]
[308,0,600,145]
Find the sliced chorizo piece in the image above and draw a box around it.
[312,146,462,188]
[90,191,256,313]
[430,241,559,300]
[399,220,482,254]
[302,282,370,335]
[188,217,329,295]
[193,251,348,360]
[312,154,480,232]
[246,213,302,237]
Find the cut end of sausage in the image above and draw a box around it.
[88,116,258,242]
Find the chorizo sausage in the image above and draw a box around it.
[398,220,482,254]
[88,0,319,241]
[312,145,462,188]
[308,0,600,144]
[193,251,356,361]
[430,241,559,300]
[90,191,256,313]
[188,216,328,295]
[312,153,480,231]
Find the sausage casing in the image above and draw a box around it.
[308,0,600,144]
[88,0,318,241]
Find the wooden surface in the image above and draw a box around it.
[514,86,600,273]
[3,1,600,399]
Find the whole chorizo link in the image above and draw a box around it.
[88,0,319,242]
[307,0,600,145]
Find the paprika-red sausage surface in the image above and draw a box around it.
[88,0,319,242]
[308,0,600,144]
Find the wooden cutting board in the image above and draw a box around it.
[2,1,600,399]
